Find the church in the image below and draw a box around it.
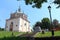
[5,7,31,32]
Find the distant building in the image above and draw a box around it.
[33,26,41,33]
[5,8,31,32]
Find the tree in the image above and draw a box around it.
[0,28,1,30]
[24,0,60,8]
[57,23,60,27]
[35,21,42,27]
[25,0,47,8]
[41,18,50,29]
[33,21,42,30]
[53,19,59,28]
[54,0,60,8]
[0,27,4,31]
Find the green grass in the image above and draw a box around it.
[0,31,60,38]
[54,31,60,36]
[34,31,60,38]
[0,31,25,38]
[0,31,32,40]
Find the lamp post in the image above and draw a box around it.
[48,5,54,36]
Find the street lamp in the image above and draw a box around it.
[48,5,54,36]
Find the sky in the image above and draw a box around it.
[0,0,60,28]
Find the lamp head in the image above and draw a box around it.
[48,5,51,10]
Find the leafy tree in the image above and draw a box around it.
[25,0,47,8]
[0,28,1,30]
[34,21,42,27]
[54,0,60,8]
[53,19,59,28]
[0,27,4,31]
[57,23,60,27]
[41,18,50,29]
[33,21,42,30]
[24,0,60,8]
[33,18,50,30]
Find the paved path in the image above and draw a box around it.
[18,33,36,40]
[19,33,36,37]
[17,32,37,40]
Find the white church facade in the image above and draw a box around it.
[5,8,31,32]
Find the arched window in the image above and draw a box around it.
[25,23,26,26]
[10,22,13,31]
[11,22,13,25]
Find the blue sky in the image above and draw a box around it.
[0,0,60,28]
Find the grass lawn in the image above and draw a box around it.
[34,31,60,37]
[0,31,25,38]
[0,31,60,40]
[0,31,60,38]
[0,31,33,40]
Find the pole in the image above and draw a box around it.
[49,8,52,25]
[48,5,54,36]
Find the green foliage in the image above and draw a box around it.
[54,0,60,4]
[33,18,50,30]
[53,19,59,28]
[25,0,47,8]
[34,21,41,27]
[33,21,42,31]
[25,0,60,8]
[33,17,60,31]
[57,23,60,27]
[41,18,50,29]
[25,0,33,5]
[54,0,60,8]
[0,28,4,31]
[33,18,51,30]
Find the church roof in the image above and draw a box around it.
[6,7,30,23]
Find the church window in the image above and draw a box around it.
[16,25,18,27]
[11,22,13,26]
[25,23,26,26]
[6,26,8,28]
[11,22,13,24]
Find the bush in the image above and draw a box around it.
[0,28,4,31]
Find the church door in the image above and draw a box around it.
[10,22,13,31]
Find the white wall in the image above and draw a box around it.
[6,17,31,32]
[6,18,20,32]
[19,18,30,32]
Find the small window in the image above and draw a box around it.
[10,22,13,26]
[11,22,13,24]
[16,25,18,26]
[25,23,26,26]
[6,26,8,28]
